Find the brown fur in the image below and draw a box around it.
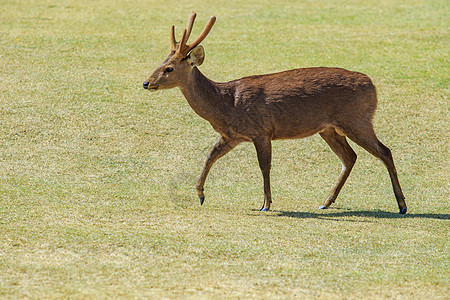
[143,13,407,213]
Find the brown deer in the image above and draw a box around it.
[143,12,407,214]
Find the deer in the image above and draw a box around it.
[143,12,407,214]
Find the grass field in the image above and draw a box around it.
[1,0,448,298]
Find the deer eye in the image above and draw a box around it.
[165,67,174,73]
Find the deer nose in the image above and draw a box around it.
[143,81,149,89]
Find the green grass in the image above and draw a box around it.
[1,0,448,298]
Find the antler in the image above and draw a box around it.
[170,25,177,52]
[185,11,197,40]
[170,11,216,56]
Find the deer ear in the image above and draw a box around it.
[187,45,205,66]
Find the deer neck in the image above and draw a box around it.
[178,67,230,126]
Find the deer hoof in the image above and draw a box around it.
[399,206,407,214]
[319,205,328,210]
[199,194,205,205]
[260,207,269,212]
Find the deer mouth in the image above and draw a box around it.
[147,85,159,92]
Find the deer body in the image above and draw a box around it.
[144,12,407,214]
[182,66,376,140]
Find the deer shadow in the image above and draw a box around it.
[253,208,449,222]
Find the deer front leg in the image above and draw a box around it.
[253,137,272,211]
[196,136,240,205]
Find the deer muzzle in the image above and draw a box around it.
[143,81,158,92]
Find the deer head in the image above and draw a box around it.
[143,12,216,91]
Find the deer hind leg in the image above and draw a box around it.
[197,136,241,205]
[344,124,407,214]
[319,127,357,209]
[252,137,272,211]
